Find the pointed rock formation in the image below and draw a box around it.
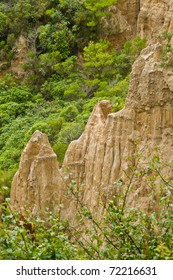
[62,100,112,212]
[10,131,66,215]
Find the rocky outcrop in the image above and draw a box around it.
[10,41,173,214]
[103,0,140,48]
[10,35,28,79]
[137,0,173,42]
[107,0,173,47]
[62,100,113,213]
[0,35,28,80]
[10,131,66,215]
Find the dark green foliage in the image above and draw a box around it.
[59,105,79,122]
[53,142,68,164]
[58,122,85,144]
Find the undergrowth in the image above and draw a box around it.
[0,149,173,260]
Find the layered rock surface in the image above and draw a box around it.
[103,0,140,48]
[137,0,173,42]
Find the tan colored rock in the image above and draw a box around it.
[107,0,173,47]
[10,35,28,79]
[137,0,173,42]
[126,43,173,109]
[10,130,66,215]
[62,100,112,213]
[103,0,140,48]
[0,35,28,80]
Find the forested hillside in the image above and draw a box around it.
[0,0,145,193]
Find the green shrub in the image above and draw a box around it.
[0,170,14,197]
[58,122,85,144]
[53,141,68,164]
[161,32,173,67]
[59,105,79,122]
[0,206,78,260]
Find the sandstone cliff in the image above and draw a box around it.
[103,0,140,48]
[10,0,173,216]
[137,0,173,42]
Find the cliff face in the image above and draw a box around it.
[137,0,173,42]
[10,0,173,215]
[103,0,173,47]
[103,0,140,48]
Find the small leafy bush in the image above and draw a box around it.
[161,32,173,67]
